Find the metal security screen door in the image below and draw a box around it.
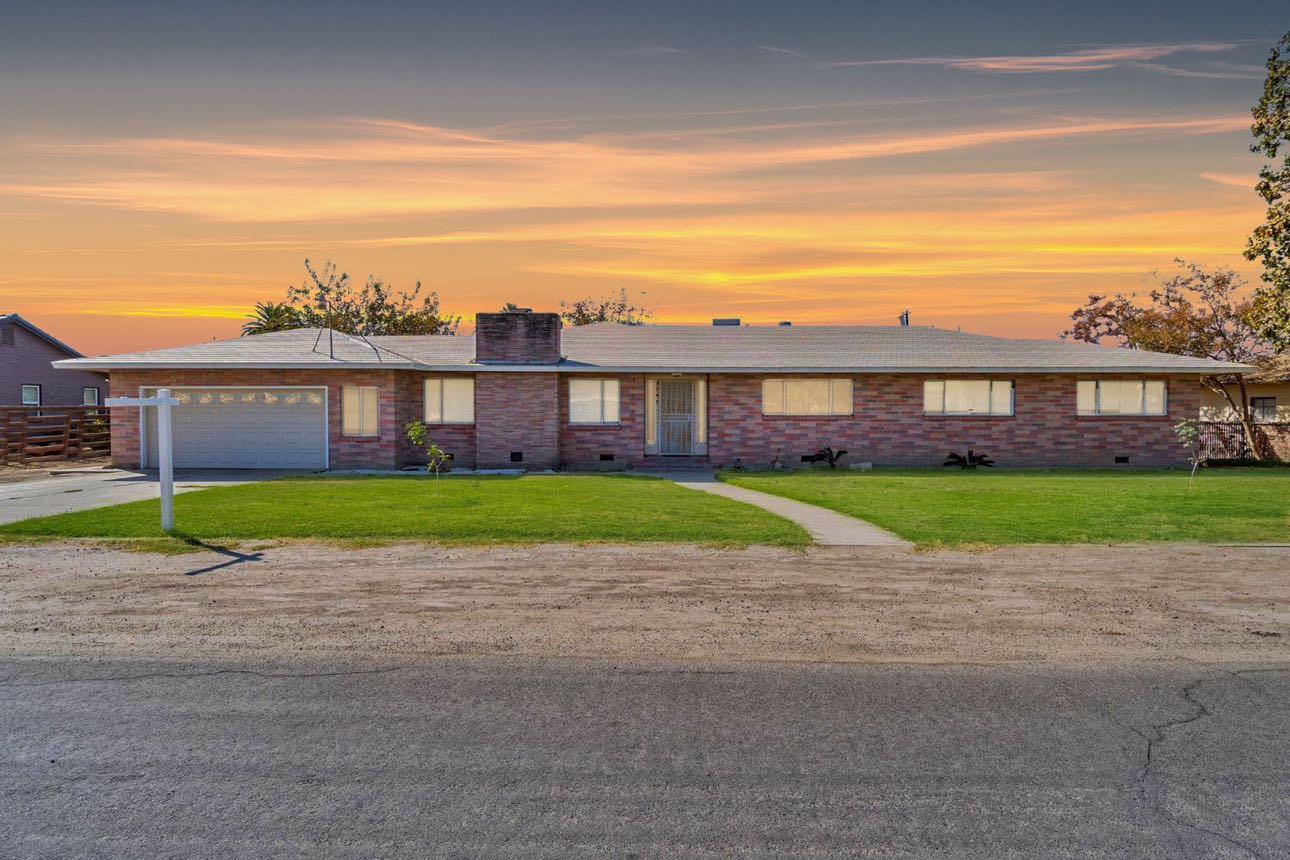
[657,379,694,455]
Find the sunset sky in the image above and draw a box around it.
[1,1,1284,355]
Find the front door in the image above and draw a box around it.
[657,379,694,455]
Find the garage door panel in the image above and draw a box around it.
[145,387,327,470]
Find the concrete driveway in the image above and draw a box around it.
[0,468,307,525]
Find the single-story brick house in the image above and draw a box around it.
[54,310,1248,471]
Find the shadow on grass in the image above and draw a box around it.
[171,532,265,576]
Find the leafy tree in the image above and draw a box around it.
[241,301,301,336]
[243,260,460,337]
[559,288,651,326]
[1063,260,1276,457]
[1246,31,1290,349]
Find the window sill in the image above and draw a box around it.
[761,413,853,419]
[923,413,1015,419]
[341,434,382,440]
[568,422,623,428]
[1076,414,1170,419]
[423,422,475,427]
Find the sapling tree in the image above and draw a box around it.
[405,421,451,494]
[1174,419,1205,486]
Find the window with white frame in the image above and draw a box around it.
[424,378,474,424]
[923,380,1013,416]
[762,378,852,416]
[1077,380,1167,416]
[82,387,100,406]
[569,378,621,424]
[341,385,379,436]
[21,384,40,406]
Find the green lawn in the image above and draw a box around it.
[0,474,809,547]
[723,468,1290,548]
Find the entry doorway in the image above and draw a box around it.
[645,376,708,456]
[658,379,694,454]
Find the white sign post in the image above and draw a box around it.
[106,388,182,532]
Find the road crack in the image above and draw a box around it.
[1135,677,1265,859]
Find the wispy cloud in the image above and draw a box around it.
[1199,171,1255,188]
[822,42,1239,73]
[1134,62,1261,80]
[2,114,1248,222]
[756,45,805,57]
[625,44,687,57]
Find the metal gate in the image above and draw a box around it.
[658,379,694,455]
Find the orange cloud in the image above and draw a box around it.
[0,104,1264,353]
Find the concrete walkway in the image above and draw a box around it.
[650,471,912,547]
[0,468,305,525]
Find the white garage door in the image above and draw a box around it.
[144,387,327,469]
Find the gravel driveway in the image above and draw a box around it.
[1,541,1285,665]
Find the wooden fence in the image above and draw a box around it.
[0,406,111,465]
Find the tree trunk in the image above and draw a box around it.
[1215,379,1263,460]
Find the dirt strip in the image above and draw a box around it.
[0,542,1286,665]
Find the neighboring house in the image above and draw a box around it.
[1199,355,1290,460]
[54,310,1248,471]
[0,313,107,407]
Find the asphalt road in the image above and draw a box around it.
[3,657,1287,858]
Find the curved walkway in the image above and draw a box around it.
[648,471,912,547]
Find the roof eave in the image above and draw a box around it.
[55,359,1248,374]
[4,314,84,358]
[52,359,420,372]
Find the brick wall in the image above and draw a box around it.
[558,374,646,469]
[108,369,403,469]
[473,312,562,364]
[397,373,477,469]
[708,373,1203,468]
[475,372,559,469]
[106,368,1206,472]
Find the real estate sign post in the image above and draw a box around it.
[106,388,181,532]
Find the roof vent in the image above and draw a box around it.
[778,321,792,327]
[712,318,741,326]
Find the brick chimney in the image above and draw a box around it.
[473,310,562,364]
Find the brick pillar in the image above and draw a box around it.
[475,373,559,469]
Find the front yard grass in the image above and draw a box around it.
[0,474,810,547]
[722,468,1289,548]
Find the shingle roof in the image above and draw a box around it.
[53,328,467,370]
[54,323,1250,374]
[1246,354,1290,384]
[558,324,1248,373]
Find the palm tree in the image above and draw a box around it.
[241,301,302,336]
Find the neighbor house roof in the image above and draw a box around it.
[54,323,1251,375]
[1,313,84,358]
[1246,354,1290,384]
